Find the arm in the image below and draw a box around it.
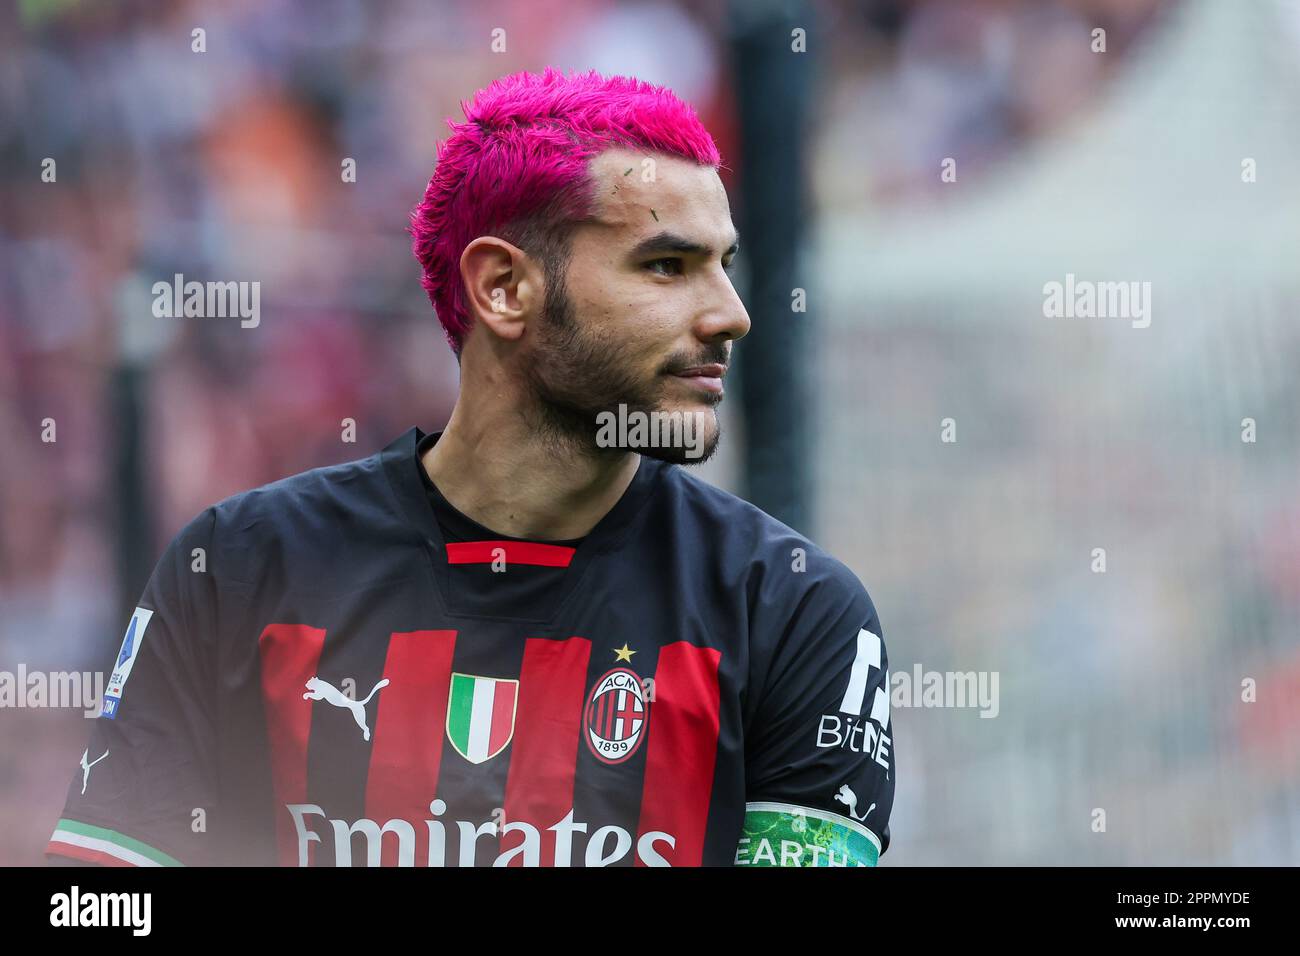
[741,561,894,867]
[46,509,220,867]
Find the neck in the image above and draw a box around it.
[423,395,641,542]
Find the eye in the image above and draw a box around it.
[646,257,684,277]
[722,257,737,274]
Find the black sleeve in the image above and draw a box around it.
[741,559,895,867]
[46,509,220,867]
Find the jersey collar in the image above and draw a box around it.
[379,426,663,620]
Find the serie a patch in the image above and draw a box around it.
[100,607,154,719]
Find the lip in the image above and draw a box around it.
[674,363,727,378]
[670,364,727,395]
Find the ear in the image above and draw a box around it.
[459,237,542,345]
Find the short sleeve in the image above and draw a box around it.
[740,563,895,867]
[46,509,220,866]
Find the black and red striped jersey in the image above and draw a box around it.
[47,427,895,867]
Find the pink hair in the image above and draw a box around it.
[409,67,721,354]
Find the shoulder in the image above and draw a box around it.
[177,439,407,590]
[210,444,391,531]
[659,465,878,629]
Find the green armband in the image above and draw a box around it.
[736,802,881,867]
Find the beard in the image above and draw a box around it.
[522,276,726,466]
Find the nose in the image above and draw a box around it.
[694,270,751,344]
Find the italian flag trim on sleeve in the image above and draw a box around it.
[47,818,184,867]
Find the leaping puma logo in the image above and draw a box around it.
[303,677,390,741]
[80,748,109,795]
[834,783,875,822]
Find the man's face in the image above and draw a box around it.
[523,147,751,465]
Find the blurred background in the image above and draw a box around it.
[1,0,1297,865]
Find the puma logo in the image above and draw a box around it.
[303,677,390,741]
[834,783,875,822]
[80,748,109,795]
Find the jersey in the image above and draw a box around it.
[46,427,895,867]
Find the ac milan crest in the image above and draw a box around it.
[584,667,650,764]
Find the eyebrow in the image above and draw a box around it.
[628,230,740,260]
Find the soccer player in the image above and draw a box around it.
[48,68,894,867]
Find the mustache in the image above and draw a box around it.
[662,344,730,374]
